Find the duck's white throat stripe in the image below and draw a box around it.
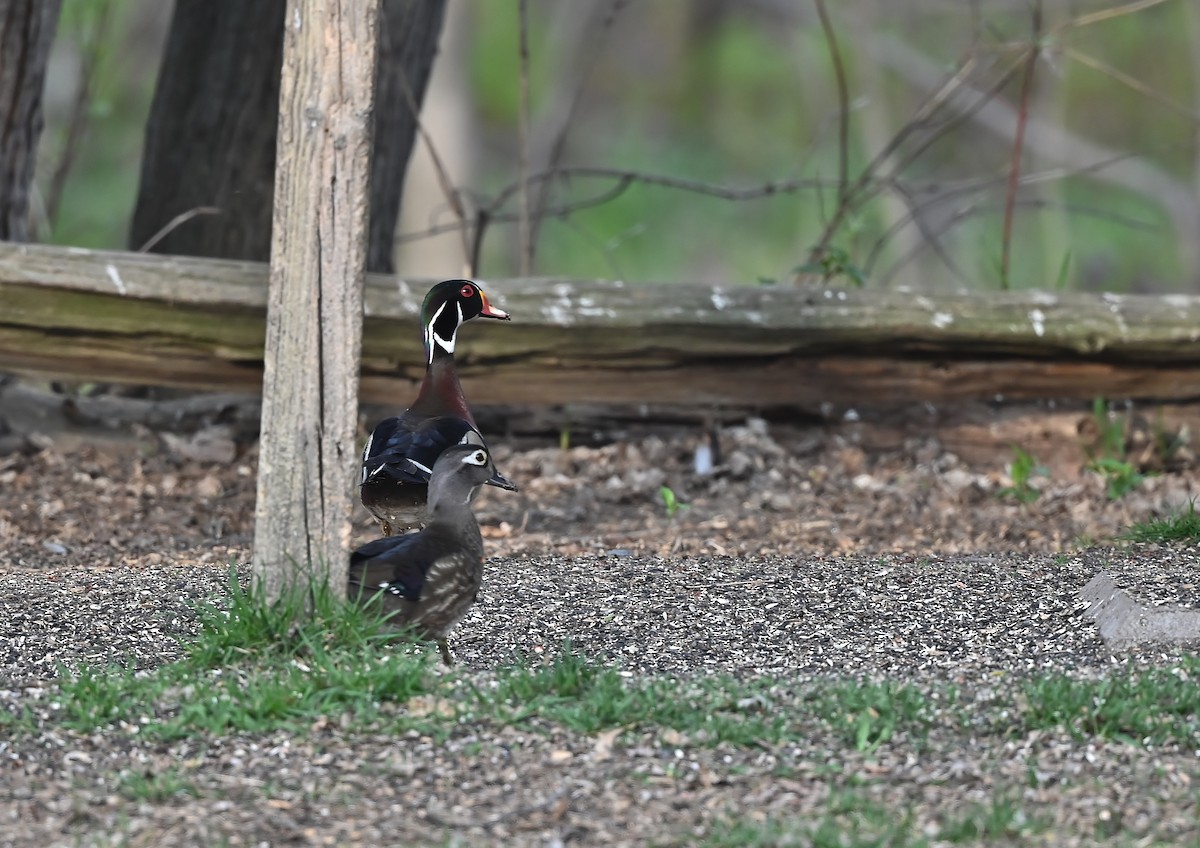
[425,301,464,361]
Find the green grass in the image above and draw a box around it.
[8,571,1200,763]
[1122,501,1200,544]
[807,680,943,753]
[116,767,198,802]
[700,794,923,848]
[1018,663,1200,746]
[1084,398,1147,500]
[698,790,1051,847]
[46,568,436,741]
[486,648,792,745]
[997,445,1045,505]
[935,794,1051,843]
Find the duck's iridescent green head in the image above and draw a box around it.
[420,279,510,362]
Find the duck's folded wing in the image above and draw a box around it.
[348,533,442,602]
[362,416,477,484]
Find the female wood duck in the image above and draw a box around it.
[360,279,517,536]
[349,444,497,665]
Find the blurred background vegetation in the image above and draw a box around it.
[33,0,1200,292]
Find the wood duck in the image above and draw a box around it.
[360,279,517,536]
[349,444,497,665]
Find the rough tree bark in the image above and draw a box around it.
[127,0,287,259]
[253,0,379,597]
[0,0,62,242]
[128,0,445,272]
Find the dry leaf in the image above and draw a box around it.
[405,696,456,718]
[591,726,623,762]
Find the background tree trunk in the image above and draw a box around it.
[128,0,445,272]
[254,0,379,598]
[0,0,62,242]
[126,0,287,259]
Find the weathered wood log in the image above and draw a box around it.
[2,242,1200,411]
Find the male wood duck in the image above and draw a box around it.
[349,444,497,665]
[361,279,517,535]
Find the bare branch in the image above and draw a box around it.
[526,0,629,261]
[396,150,1151,252]
[516,0,533,275]
[1062,45,1200,120]
[398,174,636,245]
[1001,5,1042,288]
[45,0,112,229]
[1060,0,1173,31]
[394,69,473,270]
[813,0,850,207]
[865,151,1156,279]
[880,196,1156,287]
[137,207,221,253]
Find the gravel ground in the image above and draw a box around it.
[1,409,1199,846]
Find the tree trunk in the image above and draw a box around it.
[0,0,62,242]
[253,0,378,598]
[126,0,287,259]
[128,0,445,272]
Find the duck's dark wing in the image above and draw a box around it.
[348,531,444,602]
[361,415,477,485]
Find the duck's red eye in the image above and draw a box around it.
[459,284,475,299]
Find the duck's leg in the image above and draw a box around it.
[438,638,454,666]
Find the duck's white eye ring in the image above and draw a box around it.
[464,449,488,466]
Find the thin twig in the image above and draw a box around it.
[880,195,1155,287]
[399,175,637,245]
[1061,0,1172,31]
[46,0,112,228]
[490,166,838,211]
[394,71,474,269]
[813,0,849,207]
[137,207,221,253]
[395,170,831,245]
[876,53,1026,186]
[469,208,490,279]
[864,152,1149,277]
[516,0,533,275]
[1062,45,1199,119]
[800,49,988,277]
[526,0,628,262]
[1000,5,1042,289]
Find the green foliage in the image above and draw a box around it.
[49,570,433,740]
[935,795,1049,843]
[795,246,867,287]
[997,445,1046,504]
[1083,398,1146,499]
[489,647,789,746]
[1122,500,1200,544]
[659,485,688,518]
[43,0,159,247]
[1053,251,1073,290]
[1090,457,1146,500]
[116,767,197,802]
[807,680,941,753]
[1018,659,1200,746]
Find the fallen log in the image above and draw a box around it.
[2,242,1200,410]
